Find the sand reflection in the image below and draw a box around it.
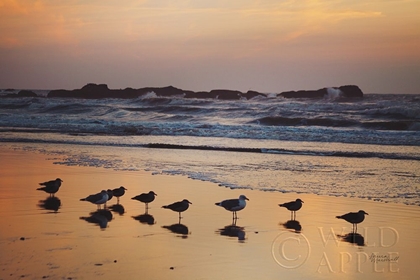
[80,209,113,230]
[162,223,189,238]
[217,219,246,242]
[38,196,61,212]
[281,220,302,233]
[132,210,155,225]
[337,232,365,246]
[108,203,125,215]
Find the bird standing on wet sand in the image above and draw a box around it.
[105,189,114,207]
[112,186,127,203]
[336,210,368,233]
[37,178,63,197]
[162,199,192,220]
[80,190,109,209]
[215,195,249,220]
[279,198,304,220]
[132,191,157,210]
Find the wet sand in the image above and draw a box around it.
[0,145,419,279]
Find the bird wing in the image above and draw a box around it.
[138,193,148,200]
[337,212,357,221]
[165,201,183,209]
[279,201,294,208]
[84,192,103,202]
[220,199,239,210]
[39,180,54,186]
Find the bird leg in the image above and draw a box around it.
[350,223,357,233]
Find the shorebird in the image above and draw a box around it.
[215,195,249,220]
[132,191,157,210]
[336,210,368,233]
[80,190,109,209]
[162,199,192,220]
[279,198,304,220]
[105,189,114,207]
[112,186,127,203]
[37,178,63,197]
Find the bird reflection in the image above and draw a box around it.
[217,219,246,242]
[337,232,365,246]
[281,220,302,233]
[162,223,189,237]
[38,196,61,212]
[132,210,155,225]
[108,204,125,215]
[80,209,113,230]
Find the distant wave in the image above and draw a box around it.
[0,101,33,110]
[0,93,419,146]
[40,103,97,114]
[254,116,419,131]
[255,116,357,127]
[325,87,344,100]
[143,143,420,161]
[1,137,418,161]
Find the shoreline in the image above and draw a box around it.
[2,142,419,206]
[0,144,419,279]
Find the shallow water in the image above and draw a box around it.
[0,145,419,280]
[1,93,419,207]
[6,141,420,206]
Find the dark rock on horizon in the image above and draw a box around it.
[18,90,38,97]
[45,83,363,99]
[280,85,363,99]
[141,86,185,97]
[184,89,242,100]
[48,84,186,99]
[184,89,266,100]
[1,90,38,98]
[210,89,243,100]
[245,90,266,99]
[339,85,363,98]
[280,88,328,98]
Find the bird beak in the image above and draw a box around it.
[366,212,369,215]
[246,197,249,201]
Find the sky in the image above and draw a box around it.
[0,0,419,94]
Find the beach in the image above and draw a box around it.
[0,144,419,280]
[2,0,420,278]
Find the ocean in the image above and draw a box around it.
[0,90,419,205]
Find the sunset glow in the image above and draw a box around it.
[1,0,419,93]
